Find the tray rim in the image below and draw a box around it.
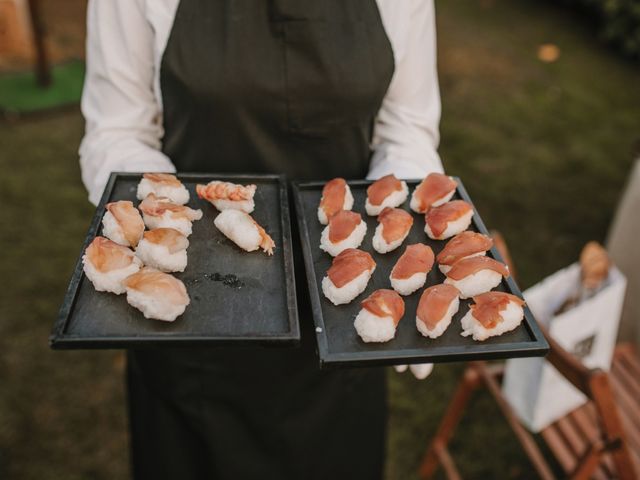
[50,172,300,349]
[292,177,549,368]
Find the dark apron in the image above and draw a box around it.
[127,1,394,479]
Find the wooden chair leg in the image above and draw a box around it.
[419,364,482,479]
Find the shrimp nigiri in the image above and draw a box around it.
[196,181,257,213]
[82,236,142,294]
[214,209,275,255]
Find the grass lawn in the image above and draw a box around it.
[1,0,638,479]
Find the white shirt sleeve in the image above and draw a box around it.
[369,0,443,181]
[79,0,176,205]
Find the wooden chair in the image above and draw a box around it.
[419,234,640,480]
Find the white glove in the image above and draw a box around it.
[394,363,434,380]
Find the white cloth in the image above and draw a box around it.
[80,0,443,205]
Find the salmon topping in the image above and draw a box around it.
[470,291,525,329]
[425,200,473,238]
[327,248,375,288]
[196,181,256,202]
[125,268,189,305]
[367,174,403,206]
[413,173,457,212]
[391,244,435,279]
[446,256,509,281]
[362,289,405,325]
[378,207,413,243]
[437,232,493,266]
[417,284,460,330]
[328,210,362,243]
[143,228,189,254]
[85,236,136,272]
[319,178,347,219]
[106,200,145,247]
[139,194,202,221]
[143,173,182,187]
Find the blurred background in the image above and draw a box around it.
[1,0,639,478]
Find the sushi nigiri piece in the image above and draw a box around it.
[444,256,509,299]
[135,228,189,272]
[320,210,367,257]
[437,231,494,274]
[322,248,376,305]
[365,174,409,216]
[102,200,145,247]
[124,267,190,321]
[416,284,460,339]
[354,289,405,343]
[460,291,525,341]
[372,207,413,254]
[214,209,275,255]
[317,178,354,225]
[390,244,434,295]
[137,173,190,205]
[424,200,474,240]
[82,236,142,294]
[139,194,203,236]
[410,173,457,214]
[196,181,257,213]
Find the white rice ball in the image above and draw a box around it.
[137,178,190,205]
[125,288,188,322]
[102,210,131,246]
[82,255,142,295]
[444,269,503,299]
[372,223,409,254]
[390,272,427,296]
[424,210,474,240]
[410,189,455,213]
[319,220,367,257]
[143,212,199,237]
[317,186,354,225]
[322,268,374,306]
[365,182,408,216]
[416,297,460,339]
[460,301,524,341]
[439,252,486,274]
[354,309,397,343]
[210,198,255,214]
[135,238,188,273]
[214,209,263,252]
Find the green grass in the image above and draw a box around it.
[0,60,84,114]
[1,0,639,479]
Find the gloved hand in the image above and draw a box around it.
[393,363,434,380]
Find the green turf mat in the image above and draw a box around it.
[0,60,84,113]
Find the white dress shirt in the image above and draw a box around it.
[80,0,443,205]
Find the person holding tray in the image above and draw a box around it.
[79,1,443,478]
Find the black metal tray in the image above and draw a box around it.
[50,173,299,348]
[293,178,549,368]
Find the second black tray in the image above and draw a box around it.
[293,178,549,368]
